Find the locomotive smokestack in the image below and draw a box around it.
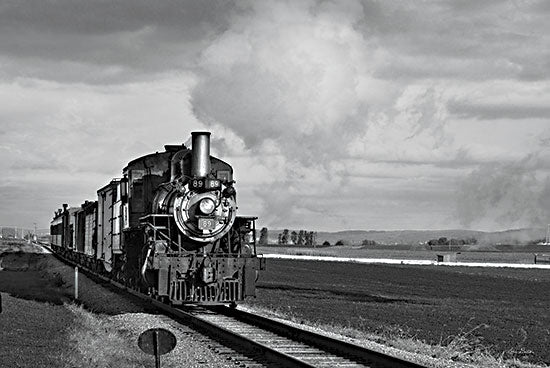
[191,131,211,177]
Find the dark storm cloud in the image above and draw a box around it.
[359,0,550,81]
[0,0,233,35]
[0,0,235,82]
[2,0,549,84]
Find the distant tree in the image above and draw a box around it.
[281,229,290,245]
[438,237,448,245]
[297,230,305,246]
[335,239,345,246]
[322,241,331,247]
[290,231,298,245]
[306,231,317,247]
[277,233,282,245]
[362,239,377,246]
[259,227,268,246]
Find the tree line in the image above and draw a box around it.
[258,228,317,246]
[427,237,477,246]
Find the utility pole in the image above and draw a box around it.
[33,222,37,242]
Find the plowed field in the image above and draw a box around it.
[245,259,550,364]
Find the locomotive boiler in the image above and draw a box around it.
[50,131,264,305]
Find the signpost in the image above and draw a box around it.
[138,328,177,368]
[74,266,79,300]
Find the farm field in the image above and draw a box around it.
[244,258,550,365]
[257,245,550,264]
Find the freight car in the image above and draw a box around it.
[50,131,264,305]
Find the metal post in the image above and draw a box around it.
[154,330,161,368]
[74,266,79,300]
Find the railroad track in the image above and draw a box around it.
[38,242,428,368]
[182,305,428,368]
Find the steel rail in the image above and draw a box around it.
[211,306,427,368]
[38,242,429,368]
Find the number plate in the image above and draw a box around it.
[198,217,216,230]
[190,178,221,191]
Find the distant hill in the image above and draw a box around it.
[266,228,547,246]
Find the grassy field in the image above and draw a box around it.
[0,239,78,367]
[244,259,550,366]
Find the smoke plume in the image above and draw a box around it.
[190,0,370,167]
[189,0,454,228]
[456,154,550,229]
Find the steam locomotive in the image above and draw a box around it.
[50,132,264,305]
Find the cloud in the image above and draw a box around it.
[190,0,376,226]
[0,76,200,228]
[0,0,234,83]
[0,0,235,35]
[446,81,550,120]
[449,102,550,120]
[456,153,550,229]
[192,0,372,167]
[189,1,464,227]
[362,0,550,81]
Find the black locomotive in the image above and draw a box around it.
[50,131,264,305]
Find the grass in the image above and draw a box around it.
[61,304,149,368]
[0,243,151,368]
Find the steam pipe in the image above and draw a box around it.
[191,131,211,177]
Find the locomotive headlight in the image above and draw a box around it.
[199,198,216,215]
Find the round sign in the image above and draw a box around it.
[138,328,177,356]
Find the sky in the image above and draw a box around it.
[1,0,549,232]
